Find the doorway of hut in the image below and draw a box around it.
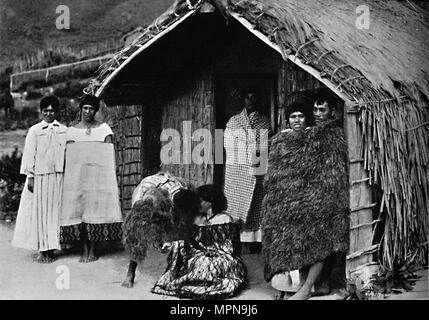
[209,11,282,188]
[213,74,277,188]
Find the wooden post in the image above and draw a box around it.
[120,106,126,215]
[270,80,276,133]
[345,101,379,286]
[277,61,287,131]
[203,70,215,185]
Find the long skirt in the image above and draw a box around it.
[12,173,63,251]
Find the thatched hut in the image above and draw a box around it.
[85,0,428,285]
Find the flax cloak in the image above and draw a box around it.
[261,120,349,282]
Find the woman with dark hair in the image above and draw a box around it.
[282,102,313,133]
[60,94,122,263]
[196,184,228,224]
[265,102,311,297]
[68,94,111,141]
[261,101,349,300]
[152,185,247,299]
[12,95,67,263]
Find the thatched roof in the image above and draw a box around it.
[86,0,429,103]
[85,0,429,271]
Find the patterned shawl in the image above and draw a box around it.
[223,109,271,230]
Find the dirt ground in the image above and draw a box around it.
[0,222,275,300]
[0,222,427,300]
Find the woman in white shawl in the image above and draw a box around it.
[60,94,122,263]
[12,96,67,263]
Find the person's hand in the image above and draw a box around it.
[27,177,34,193]
[194,215,208,226]
[104,135,113,143]
[161,242,172,253]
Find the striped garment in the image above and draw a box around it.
[151,220,246,299]
[223,109,271,235]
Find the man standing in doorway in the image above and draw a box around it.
[224,85,271,254]
[312,92,347,297]
[313,93,336,125]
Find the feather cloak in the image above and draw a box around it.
[261,120,349,282]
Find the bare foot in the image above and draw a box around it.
[47,250,57,263]
[330,288,348,299]
[86,254,98,263]
[86,242,97,262]
[44,256,57,263]
[80,242,89,263]
[272,291,286,300]
[122,261,137,288]
[33,253,46,263]
[31,252,40,260]
[33,252,55,264]
[79,254,98,263]
[121,276,135,288]
[314,280,330,296]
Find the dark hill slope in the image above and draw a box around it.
[0,0,172,67]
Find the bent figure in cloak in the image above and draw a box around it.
[121,172,194,288]
[152,185,246,299]
[261,101,349,300]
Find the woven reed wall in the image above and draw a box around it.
[160,71,215,187]
[100,104,142,216]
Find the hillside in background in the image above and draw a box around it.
[1,0,428,73]
[0,0,172,69]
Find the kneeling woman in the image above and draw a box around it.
[152,185,247,299]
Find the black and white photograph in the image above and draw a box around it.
[0,0,427,306]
